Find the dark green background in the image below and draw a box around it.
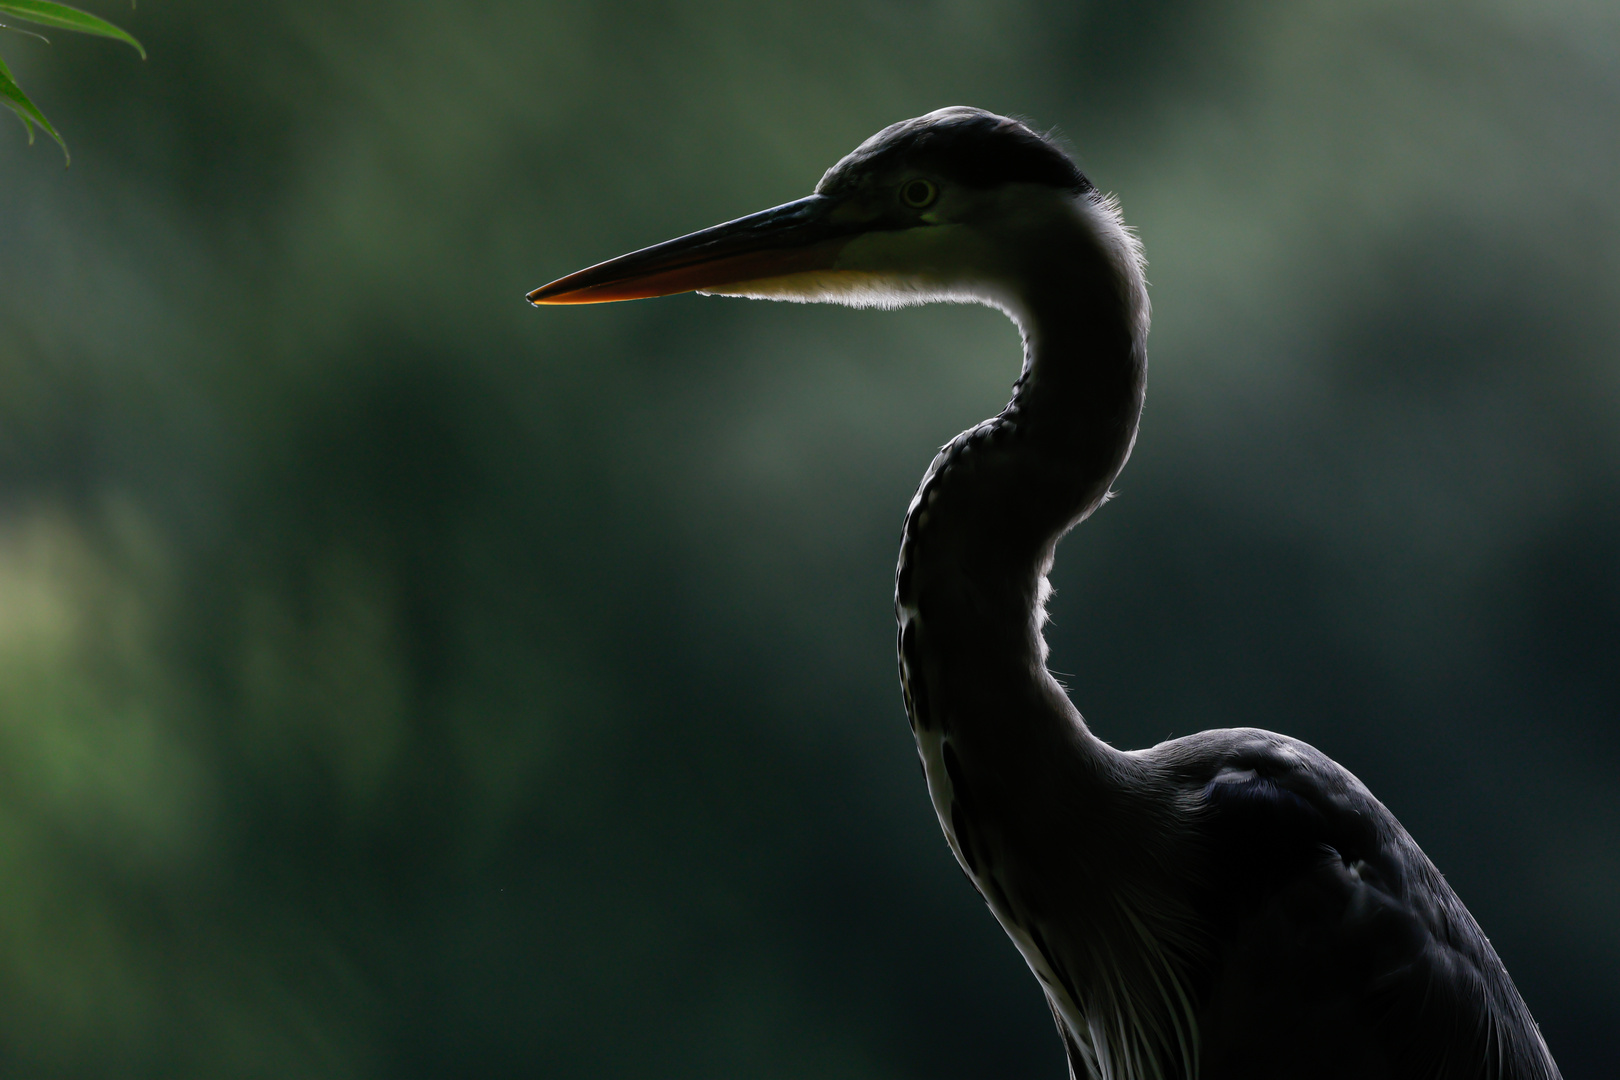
[0,0,1616,1076]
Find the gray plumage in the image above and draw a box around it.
[530,106,1563,1080]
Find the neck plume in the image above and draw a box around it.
[894,189,1187,1080]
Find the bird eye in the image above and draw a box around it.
[900,178,938,209]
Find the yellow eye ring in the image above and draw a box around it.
[900,178,938,209]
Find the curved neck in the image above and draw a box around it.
[896,194,1147,748]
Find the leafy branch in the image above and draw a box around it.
[0,0,144,163]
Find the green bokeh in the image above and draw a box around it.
[0,0,1617,1076]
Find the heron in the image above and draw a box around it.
[528,108,1561,1080]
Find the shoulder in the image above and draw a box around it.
[1144,725,1488,967]
[1140,729,1558,1079]
[1144,727,1390,861]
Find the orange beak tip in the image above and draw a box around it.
[526,283,570,306]
[526,196,851,310]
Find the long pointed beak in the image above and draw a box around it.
[527,194,856,305]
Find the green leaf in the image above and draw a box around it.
[0,51,67,162]
[0,0,142,57]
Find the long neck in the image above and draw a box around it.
[895,196,1147,756]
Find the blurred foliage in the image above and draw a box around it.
[0,0,1617,1077]
[0,0,142,161]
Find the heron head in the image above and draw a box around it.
[526,107,1099,312]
